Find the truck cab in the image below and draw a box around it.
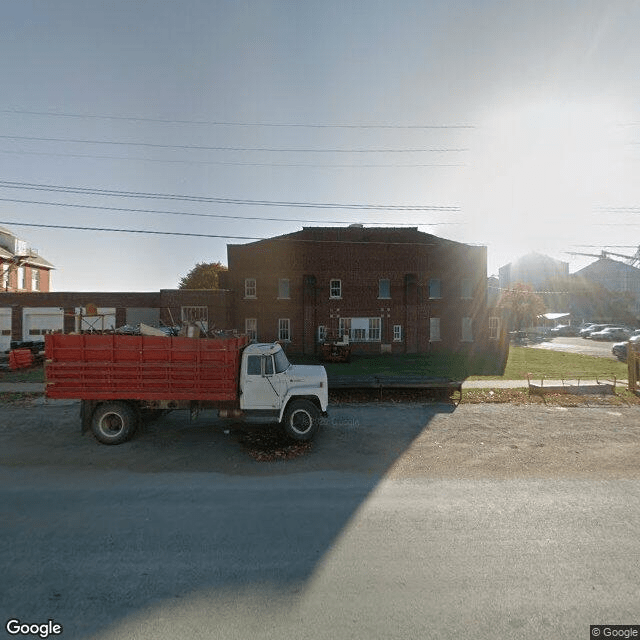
[239,343,328,439]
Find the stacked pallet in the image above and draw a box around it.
[9,349,34,370]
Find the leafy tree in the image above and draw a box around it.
[498,282,546,332]
[178,261,228,289]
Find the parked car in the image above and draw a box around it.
[581,324,614,338]
[612,335,640,361]
[549,324,580,337]
[589,327,632,341]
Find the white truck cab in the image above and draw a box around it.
[239,343,328,440]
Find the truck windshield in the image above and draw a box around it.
[273,348,290,373]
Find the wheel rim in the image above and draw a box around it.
[99,412,125,437]
[290,409,312,435]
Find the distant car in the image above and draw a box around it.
[581,324,614,338]
[612,335,640,361]
[589,327,632,341]
[549,324,580,337]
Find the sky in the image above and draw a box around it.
[1,0,640,291]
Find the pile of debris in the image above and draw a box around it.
[239,428,312,462]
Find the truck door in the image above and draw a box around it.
[241,354,284,410]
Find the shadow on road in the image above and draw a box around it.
[0,400,455,638]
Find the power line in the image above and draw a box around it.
[0,197,462,226]
[0,134,468,153]
[0,108,476,129]
[0,148,466,168]
[0,180,461,211]
[0,220,450,246]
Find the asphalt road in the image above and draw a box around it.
[1,400,640,640]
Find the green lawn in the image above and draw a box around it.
[320,346,628,381]
[0,345,629,384]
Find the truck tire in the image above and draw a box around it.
[282,399,320,441]
[91,402,138,445]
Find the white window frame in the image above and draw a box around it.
[278,318,291,342]
[330,279,342,299]
[245,318,257,342]
[244,278,257,299]
[1,264,9,289]
[181,306,208,325]
[317,325,327,343]
[429,278,441,300]
[31,268,41,292]
[378,279,391,299]
[393,324,403,342]
[278,278,290,299]
[430,317,441,342]
[462,317,473,342]
[17,266,25,290]
[489,316,500,340]
[461,278,473,300]
[339,317,381,342]
[338,317,351,338]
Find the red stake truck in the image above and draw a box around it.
[45,333,328,445]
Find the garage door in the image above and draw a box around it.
[22,307,64,341]
[0,308,11,352]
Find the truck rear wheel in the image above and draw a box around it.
[91,402,138,445]
[282,399,320,441]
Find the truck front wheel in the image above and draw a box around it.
[91,402,138,445]
[282,399,320,441]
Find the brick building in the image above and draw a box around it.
[0,227,53,293]
[227,226,496,355]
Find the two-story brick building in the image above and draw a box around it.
[227,226,495,355]
[0,227,54,293]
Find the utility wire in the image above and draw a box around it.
[0,220,449,246]
[0,108,476,129]
[0,197,462,226]
[0,134,468,153]
[0,148,465,168]
[0,180,461,211]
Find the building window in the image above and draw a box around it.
[489,317,500,340]
[393,325,403,341]
[339,317,381,342]
[461,278,473,299]
[1,264,8,290]
[278,278,290,299]
[317,325,327,342]
[31,268,41,291]
[429,317,441,342]
[181,306,208,325]
[462,317,473,342]
[330,279,342,299]
[245,318,257,342]
[18,266,25,290]
[429,278,441,299]
[245,278,257,298]
[278,318,291,342]
[338,317,350,339]
[378,279,391,299]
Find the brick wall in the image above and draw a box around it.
[227,227,491,355]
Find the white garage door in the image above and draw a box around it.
[22,307,64,341]
[0,308,11,352]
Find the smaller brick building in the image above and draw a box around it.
[227,226,498,355]
[0,227,53,293]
